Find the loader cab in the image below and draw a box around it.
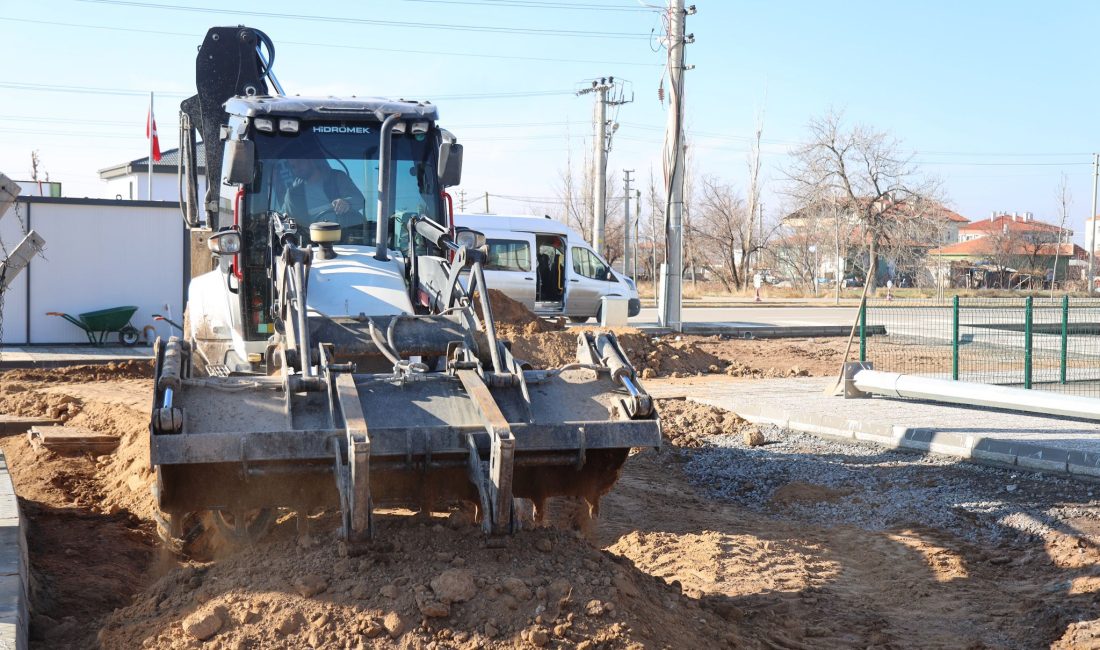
[216,97,452,342]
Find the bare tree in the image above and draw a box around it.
[552,147,625,266]
[1051,174,1073,294]
[786,110,943,293]
[693,176,775,291]
[30,150,42,182]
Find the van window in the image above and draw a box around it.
[571,247,613,281]
[485,239,531,272]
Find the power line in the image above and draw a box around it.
[0,17,661,68]
[0,81,189,97]
[77,0,652,39]
[403,0,656,11]
[0,80,573,101]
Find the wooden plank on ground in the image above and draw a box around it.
[0,415,59,436]
[27,426,118,454]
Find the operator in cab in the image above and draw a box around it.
[281,158,366,238]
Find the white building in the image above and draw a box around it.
[98,145,207,202]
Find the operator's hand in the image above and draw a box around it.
[332,198,350,214]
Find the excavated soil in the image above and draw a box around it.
[485,289,844,377]
[3,363,1100,648]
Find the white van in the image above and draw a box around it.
[454,213,640,322]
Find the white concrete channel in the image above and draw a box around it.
[850,368,1100,421]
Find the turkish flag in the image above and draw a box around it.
[146,108,162,162]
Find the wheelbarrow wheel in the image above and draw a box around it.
[119,326,141,346]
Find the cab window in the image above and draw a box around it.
[571,247,613,281]
[485,239,531,272]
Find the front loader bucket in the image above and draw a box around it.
[150,332,660,544]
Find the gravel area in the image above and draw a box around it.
[684,424,1100,545]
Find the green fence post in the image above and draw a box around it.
[858,300,867,363]
[952,295,959,381]
[1024,296,1033,390]
[1061,295,1069,385]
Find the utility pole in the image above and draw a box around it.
[650,187,659,296]
[634,188,641,280]
[484,192,490,214]
[658,0,693,331]
[623,169,634,278]
[458,189,467,211]
[577,77,632,257]
[1090,153,1099,293]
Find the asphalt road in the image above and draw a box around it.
[630,306,859,329]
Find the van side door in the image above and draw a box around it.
[482,234,537,310]
[566,246,613,318]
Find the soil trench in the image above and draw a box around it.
[0,318,1098,647]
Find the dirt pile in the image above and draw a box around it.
[1,360,152,383]
[98,523,743,650]
[484,289,565,335]
[654,397,760,448]
[476,287,843,378]
[502,327,834,378]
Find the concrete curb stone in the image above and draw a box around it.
[0,452,27,650]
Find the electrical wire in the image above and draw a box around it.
[404,0,655,11]
[0,17,661,68]
[77,0,652,39]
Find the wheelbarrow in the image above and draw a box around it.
[47,306,142,346]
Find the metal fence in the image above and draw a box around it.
[860,297,1100,397]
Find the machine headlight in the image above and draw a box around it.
[391,121,407,135]
[207,230,242,254]
[254,118,274,132]
[279,119,299,133]
[411,121,429,135]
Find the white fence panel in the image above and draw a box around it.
[1,198,185,345]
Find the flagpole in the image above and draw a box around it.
[148,91,154,200]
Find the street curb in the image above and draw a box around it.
[0,451,28,650]
[689,396,1100,482]
[636,324,884,339]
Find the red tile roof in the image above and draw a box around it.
[930,238,1085,258]
[960,214,1066,234]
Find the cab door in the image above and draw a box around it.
[565,246,612,318]
[482,233,537,310]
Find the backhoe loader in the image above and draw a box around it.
[150,26,659,547]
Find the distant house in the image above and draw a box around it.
[774,199,969,287]
[957,211,1068,244]
[929,212,1081,287]
[98,144,207,202]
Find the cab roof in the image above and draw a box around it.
[225,95,439,121]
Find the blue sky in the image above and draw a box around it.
[2,0,1099,240]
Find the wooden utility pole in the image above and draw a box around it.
[484,192,490,214]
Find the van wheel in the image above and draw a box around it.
[568,316,590,324]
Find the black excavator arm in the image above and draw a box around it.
[179,26,277,229]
